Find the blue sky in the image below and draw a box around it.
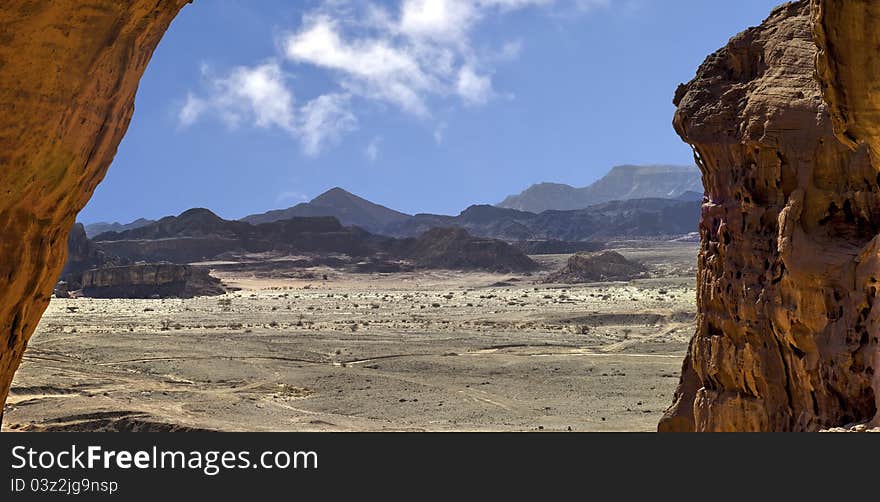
[79,0,782,224]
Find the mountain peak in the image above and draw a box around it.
[178,207,221,219]
[312,187,360,205]
[242,187,410,233]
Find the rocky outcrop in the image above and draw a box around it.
[661,1,880,431]
[544,252,648,284]
[61,224,125,282]
[0,1,191,418]
[395,227,537,273]
[80,264,226,299]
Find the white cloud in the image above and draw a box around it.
[213,62,296,132]
[280,0,580,118]
[399,0,478,41]
[284,16,438,116]
[365,137,382,162]
[178,61,296,133]
[178,93,207,127]
[178,63,358,156]
[178,0,612,152]
[456,66,493,105]
[298,93,358,156]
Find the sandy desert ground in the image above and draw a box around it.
[2,243,697,432]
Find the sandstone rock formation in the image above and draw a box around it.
[812,0,880,429]
[544,252,648,284]
[813,0,880,155]
[660,1,880,431]
[0,0,191,419]
[80,264,225,299]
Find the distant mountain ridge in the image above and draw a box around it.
[90,208,535,272]
[82,165,704,248]
[242,187,410,233]
[383,198,700,242]
[497,164,702,213]
[84,218,155,238]
[237,184,700,242]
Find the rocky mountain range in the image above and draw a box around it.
[232,186,700,243]
[382,198,700,241]
[90,165,704,246]
[84,218,155,238]
[497,164,702,213]
[89,208,536,273]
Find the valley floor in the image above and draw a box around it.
[2,243,697,432]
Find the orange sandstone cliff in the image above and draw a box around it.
[660,1,880,431]
[0,1,190,421]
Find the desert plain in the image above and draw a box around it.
[2,242,697,432]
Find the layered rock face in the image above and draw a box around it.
[61,224,125,285]
[80,264,225,299]
[0,1,190,417]
[660,1,880,431]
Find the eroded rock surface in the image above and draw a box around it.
[0,1,190,418]
[661,1,880,431]
[80,264,225,299]
[813,0,880,155]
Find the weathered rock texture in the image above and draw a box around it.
[0,1,190,418]
[80,264,225,299]
[813,0,880,155]
[660,1,880,431]
[812,0,880,430]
